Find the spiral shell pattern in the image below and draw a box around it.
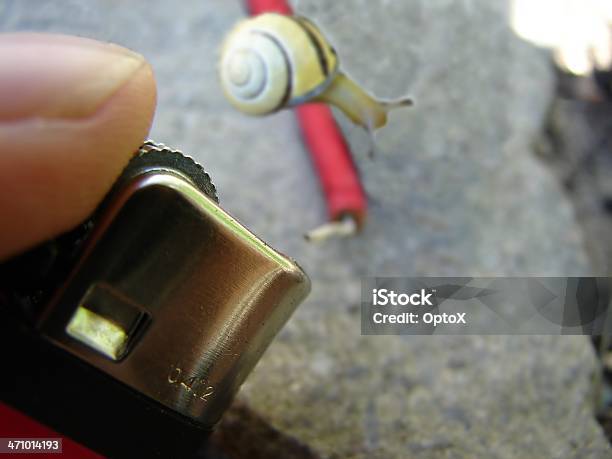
[219,13,339,116]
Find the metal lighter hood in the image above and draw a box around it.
[0,141,310,457]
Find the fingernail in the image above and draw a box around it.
[0,33,146,121]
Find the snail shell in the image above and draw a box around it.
[219,13,412,130]
[220,13,339,116]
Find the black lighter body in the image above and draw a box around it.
[0,141,311,458]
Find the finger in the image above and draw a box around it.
[0,33,157,260]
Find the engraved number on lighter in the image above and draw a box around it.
[168,364,214,401]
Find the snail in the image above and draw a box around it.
[219,13,412,132]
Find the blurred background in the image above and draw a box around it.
[2,0,612,457]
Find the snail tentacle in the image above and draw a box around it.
[317,72,413,130]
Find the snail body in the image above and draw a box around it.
[219,13,412,131]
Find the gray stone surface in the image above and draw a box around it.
[4,0,611,457]
[537,89,612,275]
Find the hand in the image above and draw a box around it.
[0,33,157,260]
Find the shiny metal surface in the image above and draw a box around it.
[39,171,310,427]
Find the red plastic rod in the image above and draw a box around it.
[296,104,367,227]
[247,0,292,15]
[246,0,368,233]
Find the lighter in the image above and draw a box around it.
[0,141,310,458]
